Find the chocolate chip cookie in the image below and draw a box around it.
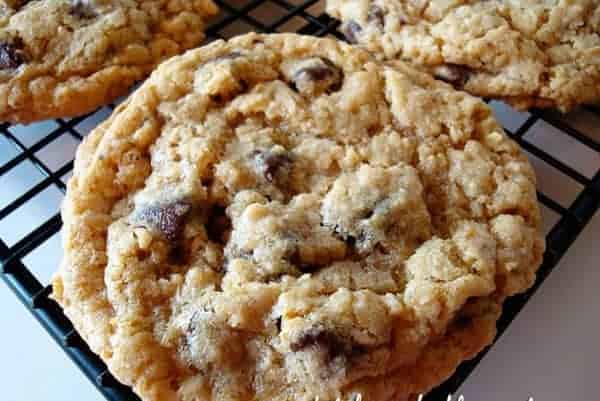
[53,33,545,401]
[0,0,217,123]
[327,0,600,111]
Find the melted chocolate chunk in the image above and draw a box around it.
[168,242,190,265]
[212,51,242,62]
[344,234,357,248]
[294,260,320,274]
[291,57,343,95]
[14,0,32,9]
[253,150,292,183]
[293,58,339,82]
[136,201,191,241]
[70,0,96,19]
[433,64,472,88]
[203,52,243,68]
[341,21,362,44]
[275,317,282,332]
[331,223,376,255]
[290,327,366,363]
[452,310,475,329]
[356,230,374,250]
[0,39,25,70]
[206,205,231,244]
[285,245,319,274]
[349,230,376,254]
[453,314,473,329]
[367,5,385,29]
[290,327,349,357]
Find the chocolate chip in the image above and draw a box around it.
[14,0,32,9]
[344,235,357,248]
[275,317,282,332]
[136,201,191,241]
[135,248,150,260]
[291,327,368,363]
[290,327,350,359]
[216,51,242,61]
[341,21,362,44]
[206,205,231,244]
[432,64,471,88]
[295,261,320,274]
[253,150,292,183]
[332,224,376,255]
[350,230,377,254]
[168,242,190,265]
[186,311,199,334]
[285,245,320,274]
[453,314,473,329]
[70,0,96,19]
[205,51,243,66]
[294,58,339,83]
[0,39,25,70]
[367,5,385,29]
[291,57,343,95]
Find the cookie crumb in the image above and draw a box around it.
[433,64,472,87]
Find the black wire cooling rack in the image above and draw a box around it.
[1,1,599,400]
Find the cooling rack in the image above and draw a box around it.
[1,1,599,400]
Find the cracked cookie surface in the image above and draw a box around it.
[0,0,217,123]
[327,0,600,111]
[53,33,545,401]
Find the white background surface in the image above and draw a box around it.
[460,217,599,401]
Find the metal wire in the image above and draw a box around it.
[0,2,598,400]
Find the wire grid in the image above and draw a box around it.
[0,2,599,400]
